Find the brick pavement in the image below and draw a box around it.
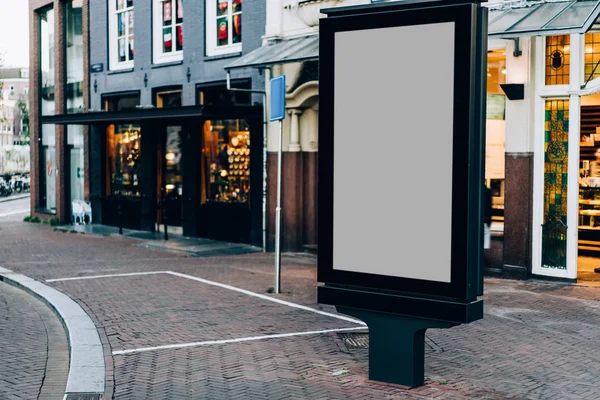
[0,280,69,400]
[3,216,600,399]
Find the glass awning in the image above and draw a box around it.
[486,0,600,38]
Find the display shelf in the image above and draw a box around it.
[579,186,600,252]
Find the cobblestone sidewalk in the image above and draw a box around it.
[2,216,600,399]
[0,280,69,400]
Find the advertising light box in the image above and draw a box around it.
[318,1,486,312]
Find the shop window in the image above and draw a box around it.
[41,125,56,211]
[197,81,250,106]
[66,0,84,114]
[584,33,600,83]
[153,87,182,108]
[202,119,250,203]
[40,7,55,116]
[106,123,142,197]
[153,0,183,64]
[545,35,570,86]
[542,99,569,270]
[109,0,134,70]
[205,0,242,56]
[68,125,85,207]
[103,92,140,111]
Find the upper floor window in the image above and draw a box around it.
[545,35,570,86]
[40,7,55,116]
[109,0,134,70]
[206,0,242,56]
[153,0,183,64]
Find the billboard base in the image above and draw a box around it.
[337,306,456,388]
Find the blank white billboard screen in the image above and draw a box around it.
[332,22,455,283]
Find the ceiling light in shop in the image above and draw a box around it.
[586,46,593,53]
[501,69,507,75]
[165,153,175,160]
[165,184,175,190]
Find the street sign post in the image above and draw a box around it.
[318,0,487,388]
[270,75,286,294]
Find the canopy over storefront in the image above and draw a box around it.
[225,34,319,71]
[486,0,600,38]
[39,105,264,125]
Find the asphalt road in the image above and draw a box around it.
[0,197,30,219]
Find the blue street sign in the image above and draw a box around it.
[269,75,286,122]
[90,63,104,73]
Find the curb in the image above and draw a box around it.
[0,193,30,203]
[0,266,105,397]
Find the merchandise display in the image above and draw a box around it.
[204,119,251,203]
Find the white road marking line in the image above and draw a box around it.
[46,271,169,282]
[46,270,366,326]
[112,326,367,355]
[0,209,30,218]
[166,271,366,326]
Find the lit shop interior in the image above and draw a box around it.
[486,48,507,235]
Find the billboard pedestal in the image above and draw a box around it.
[338,307,456,388]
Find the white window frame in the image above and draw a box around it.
[153,0,183,64]
[206,0,242,57]
[109,0,135,71]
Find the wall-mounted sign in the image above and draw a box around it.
[90,63,104,73]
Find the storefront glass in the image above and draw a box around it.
[541,99,569,270]
[545,35,570,86]
[202,119,250,203]
[106,124,142,196]
[42,125,56,211]
[66,1,84,114]
[68,125,85,206]
[40,8,55,116]
[164,126,183,196]
[486,48,506,220]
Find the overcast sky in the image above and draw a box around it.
[0,0,29,67]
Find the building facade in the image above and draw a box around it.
[486,0,600,282]
[30,0,267,246]
[0,68,29,146]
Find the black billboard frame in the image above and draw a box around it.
[317,0,487,388]
[318,1,486,310]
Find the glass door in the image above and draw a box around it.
[157,125,184,233]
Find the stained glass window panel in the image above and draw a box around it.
[542,99,569,269]
[546,35,570,85]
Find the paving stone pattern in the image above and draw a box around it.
[3,218,600,399]
[0,281,69,400]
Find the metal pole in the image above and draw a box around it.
[274,119,283,294]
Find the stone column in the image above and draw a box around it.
[288,109,302,152]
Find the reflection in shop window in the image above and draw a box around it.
[545,35,570,86]
[42,125,56,211]
[106,124,141,196]
[202,119,250,203]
